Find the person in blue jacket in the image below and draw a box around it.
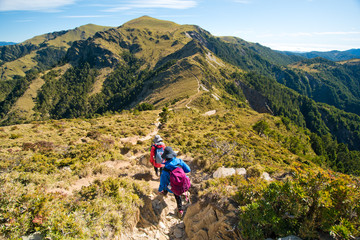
[158,146,191,217]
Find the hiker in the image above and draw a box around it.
[158,146,191,218]
[150,135,166,176]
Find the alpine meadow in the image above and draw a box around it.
[0,16,360,240]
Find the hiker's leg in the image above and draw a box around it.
[154,166,158,176]
[174,194,183,211]
[159,167,163,176]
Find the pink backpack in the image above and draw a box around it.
[166,167,191,196]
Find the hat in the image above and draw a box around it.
[161,146,177,159]
[153,135,163,144]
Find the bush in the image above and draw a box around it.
[252,120,270,135]
[135,103,154,111]
[86,130,102,140]
[0,175,147,239]
[246,164,263,178]
[237,170,360,239]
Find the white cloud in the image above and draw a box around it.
[0,0,75,11]
[62,15,110,18]
[103,0,197,12]
[259,31,360,38]
[313,31,360,36]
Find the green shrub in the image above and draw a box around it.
[246,164,263,178]
[252,120,270,135]
[9,133,21,139]
[237,170,360,239]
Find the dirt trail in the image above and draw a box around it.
[120,120,160,145]
[49,116,193,239]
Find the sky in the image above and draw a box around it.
[0,0,360,52]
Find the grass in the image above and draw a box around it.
[1,24,112,81]
[0,105,358,239]
[0,110,158,238]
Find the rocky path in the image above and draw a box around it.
[50,116,193,239]
[116,118,193,239]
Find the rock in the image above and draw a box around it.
[261,172,273,181]
[137,196,160,228]
[235,168,246,176]
[184,201,240,240]
[278,236,302,240]
[22,232,43,240]
[213,167,236,178]
[133,171,152,181]
[174,228,184,238]
[158,221,166,229]
[203,110,216,116]
[139,153,152,167]
[178,222,185,229]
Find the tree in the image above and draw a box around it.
[159,107,169,124]
[252,120,269,135]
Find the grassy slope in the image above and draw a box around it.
[220,36,304,66]
[1,101,359,238]
[22,24,112,47]
[0,24,112,81]
[7,64,71,121]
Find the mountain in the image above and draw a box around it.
[0,24,112,81]
[220,36,305,65]
[0,16,360,160]
[0,16,360,240]
[280,48,360,61]
[0,42,17,46]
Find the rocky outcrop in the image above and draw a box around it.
[213,166,246,178]
[183,199,240,240]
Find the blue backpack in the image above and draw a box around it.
[154,146,164,164]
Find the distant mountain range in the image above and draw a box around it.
[0,16,360,153]
[0,42,17,46]
[279,48,360,61]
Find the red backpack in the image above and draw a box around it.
[164,166,191,196]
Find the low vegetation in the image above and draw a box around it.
[0,105,359,239]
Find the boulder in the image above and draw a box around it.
[235,168,246,176]
[21,232,43,240]
[213,167,235,178]
[278,236,302,240]
[261,172,273,181]
[184,201,240,240]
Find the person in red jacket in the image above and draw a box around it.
[150,135,166,176]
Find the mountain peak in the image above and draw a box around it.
[122,16,180,30]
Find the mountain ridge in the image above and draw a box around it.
[0,42,17,46]
[0,16,360,240]
[0,16,360,155]
[279,48,360,61]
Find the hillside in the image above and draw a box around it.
[220,36,305,65]
[0,24,112,81]
[280,48,360,61]
[0,42,17,46]
[1,107,359,239]
[0,16,360,239]
[0,16,359,163]
[288,57,360,116]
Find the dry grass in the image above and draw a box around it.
[89,67,114,96]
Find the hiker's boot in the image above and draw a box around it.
[178,210,184,219]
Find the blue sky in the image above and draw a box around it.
[1,0,359,51]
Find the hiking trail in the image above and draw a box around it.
[49,116,195,239]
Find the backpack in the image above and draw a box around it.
[154,146,164,164]
[164,166,191,196]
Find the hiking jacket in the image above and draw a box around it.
[158,157,191,194]
[150,143,166,168]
